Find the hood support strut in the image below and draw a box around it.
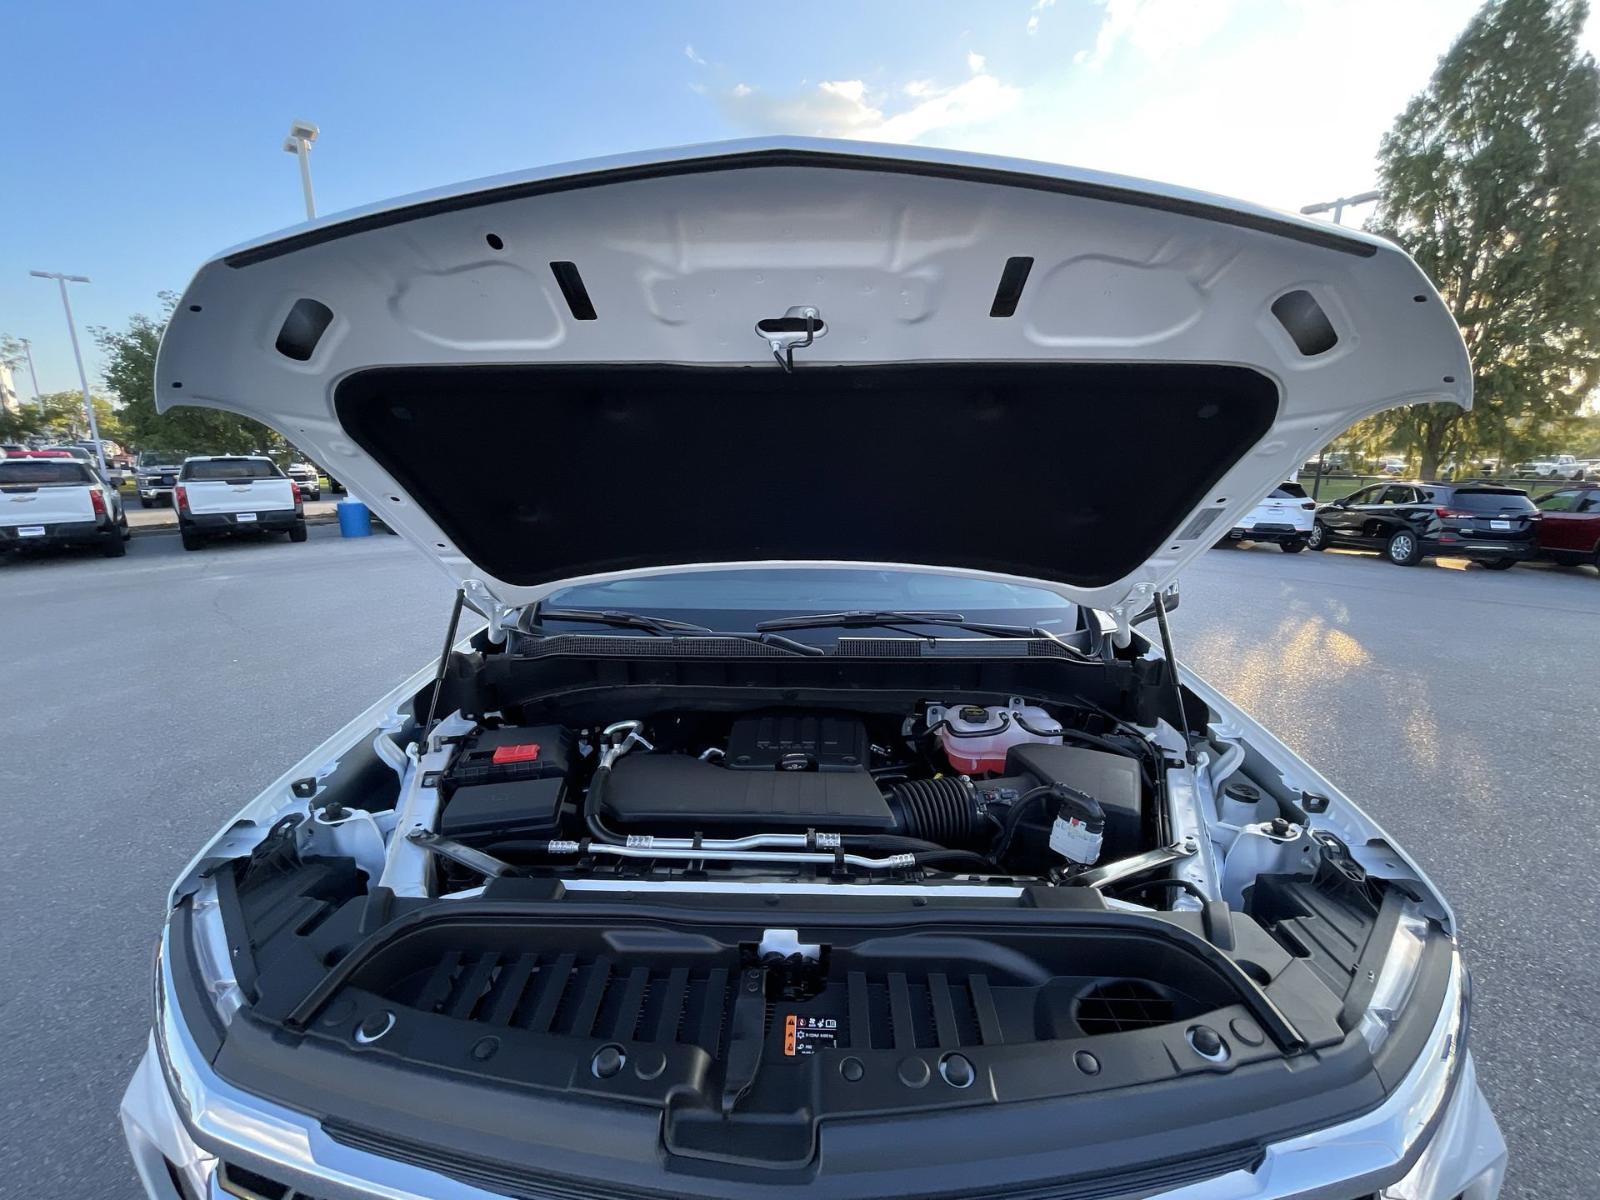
[1152,589,1195,760]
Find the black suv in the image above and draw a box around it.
[1308,481,1539,568]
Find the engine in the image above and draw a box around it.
[430,700,1155,882]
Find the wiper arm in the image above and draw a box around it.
[753,609,967,632]
[529,606,717,635]
[527,604,824,656]
[755,609,1046,640]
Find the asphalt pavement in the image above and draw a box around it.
[0,528,1595,1198]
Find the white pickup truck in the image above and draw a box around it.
[0,455,129,558]
[175,455,306,551]
[1529,454,1589,480]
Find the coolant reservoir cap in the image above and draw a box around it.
[957,705,989,723]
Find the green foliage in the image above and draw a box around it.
[25,390,126,443]
[0,405,44,443]
[93,296,285,457]
[1,334,28,373]
[1363,0,1600,477]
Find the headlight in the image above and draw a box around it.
[1359,901,1430,1053]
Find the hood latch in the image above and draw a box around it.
[757,306,823,373]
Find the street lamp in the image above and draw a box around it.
[1300,190,1382,226]
[282,120,320,220]
[28,270,110,481]
[19,337,43,412]
[1299,189,1382,496]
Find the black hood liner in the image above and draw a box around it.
[334,362,1278,589]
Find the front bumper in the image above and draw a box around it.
[123,950,1507,1200]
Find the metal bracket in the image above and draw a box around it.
[758,306,821,373]
[1074,838,1198,890]
[461,578,519,644]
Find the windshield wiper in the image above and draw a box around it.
[526,605,824,656]
[753,609,1066,641]
[529,606,718,635]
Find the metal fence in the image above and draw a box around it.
[1303,471,1586,503]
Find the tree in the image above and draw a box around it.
[0,405,43,443]
[28,390,126,444]
[94,297,285,457]
[1368,0,1600,478]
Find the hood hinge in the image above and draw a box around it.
[461,578,519,644]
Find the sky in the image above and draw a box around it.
[4,0,1595,396]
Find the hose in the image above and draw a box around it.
[886,776,981,844]
[584,763,623,843]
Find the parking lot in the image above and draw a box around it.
[0,529,1595,1198]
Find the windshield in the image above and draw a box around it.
[543,568,1082,636]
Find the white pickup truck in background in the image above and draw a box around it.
[0,455,129,558]
[1530,454,1589,480]
[175,456,306,551]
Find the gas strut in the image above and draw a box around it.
[1152,589,1196,759]
[420,588,467,752]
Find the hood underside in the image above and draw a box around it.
[155,137,1471,613]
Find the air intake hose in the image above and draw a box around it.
[886,776,983,846]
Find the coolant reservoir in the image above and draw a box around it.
[928,696,1063,775]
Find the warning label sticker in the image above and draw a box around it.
[783,1013,840,1056]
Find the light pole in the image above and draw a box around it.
[282,120,320,220]
[1299,189,1382,497]
[29,271,110,481]
[20,337,43,412]
[1300,190,1382,226]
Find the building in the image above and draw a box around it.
[0,362,19,414]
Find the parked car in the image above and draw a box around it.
[135,453,187,507]
[175,455,307,550]
[1529,454,1586,479]
[285,460,322,500]
[40,443,98,464]
[1308,481,1538,568]
[1300,451,1349,474]
[1377,455,1408,475]
[1532,484,1600,569]
[122,141,1503,1200]
[1217,480,1316,550]
[0,455,129,558]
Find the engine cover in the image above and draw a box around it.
[602,754,895,834]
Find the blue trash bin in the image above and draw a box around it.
[336,499,372,538]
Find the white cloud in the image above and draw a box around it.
[714,56,1021,143]
[1075,0,1237,68]
[684,44,707,66]
[1027,0,1056,36]
[958,0,1488,213]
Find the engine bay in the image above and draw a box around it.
[415,697,1174,893]
[166,640,1457,1189]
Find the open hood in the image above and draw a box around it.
[156,138,1469,616]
